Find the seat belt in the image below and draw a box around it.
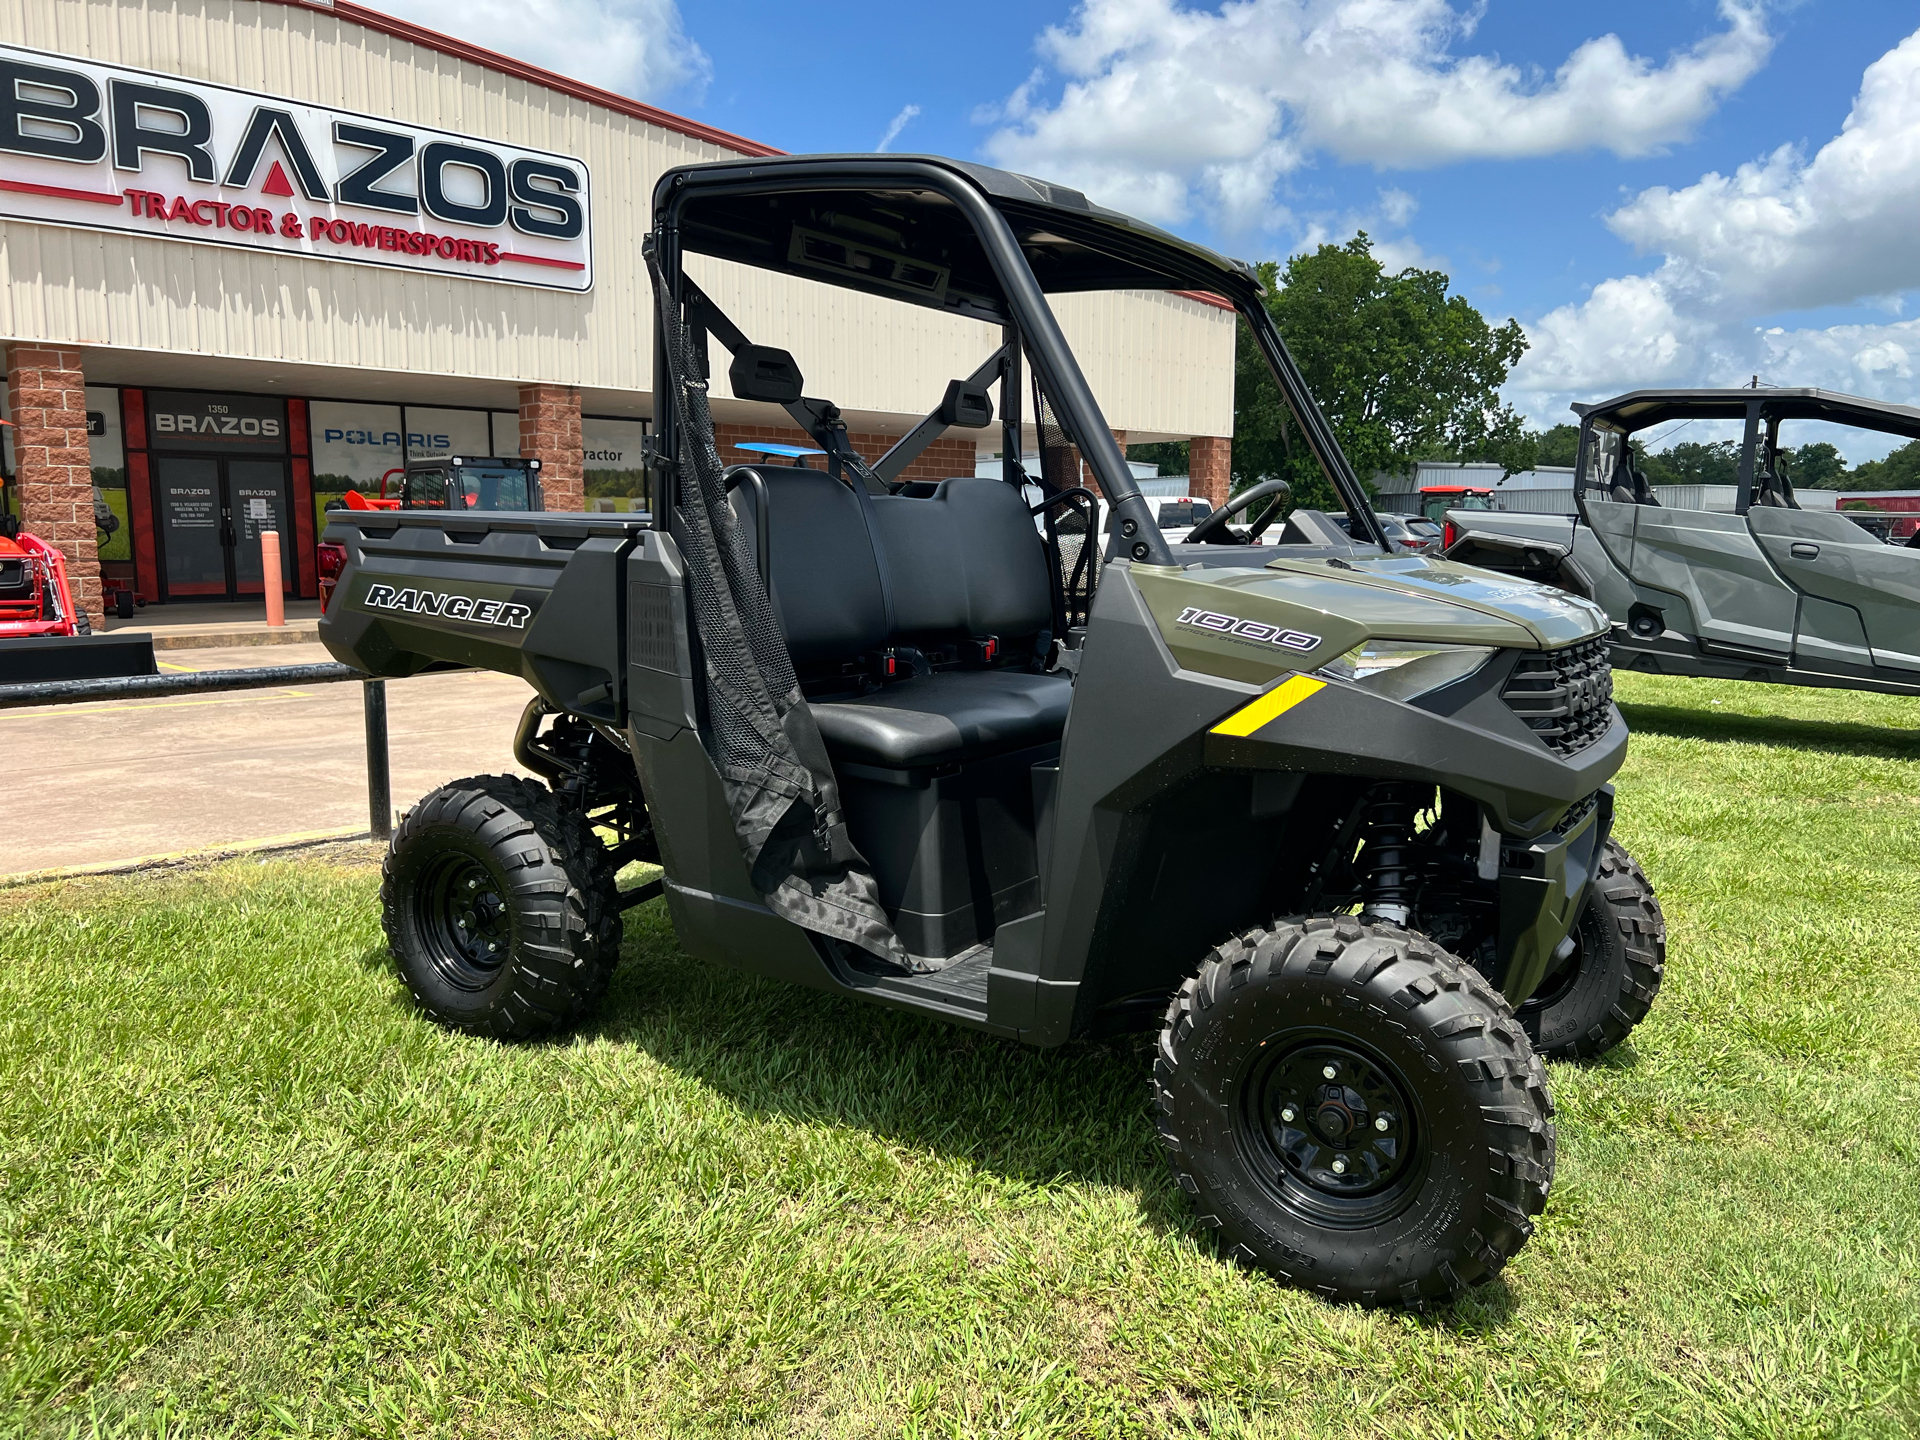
[812,413,898,637]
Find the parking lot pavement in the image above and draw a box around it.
[3,643,538,875]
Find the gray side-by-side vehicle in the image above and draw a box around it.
[320,154,1666,1307]
[1445,388,1920,695]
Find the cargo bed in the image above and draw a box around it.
[317,511,660,727]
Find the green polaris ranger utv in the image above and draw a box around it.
[318,154,1665,1307]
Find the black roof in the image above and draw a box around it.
[656,153,1262,325]
[1574,387,1920,440]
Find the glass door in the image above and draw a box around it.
[155,456,227,598]
[230,459,293,596]
[154,456,294,600]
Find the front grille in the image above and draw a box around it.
[1502,636,1614,756]
[1552,790,1600,836]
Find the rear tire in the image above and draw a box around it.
[381,774,621,1040]
[1155,917,1554,1308]
[1519,839,1666,1060]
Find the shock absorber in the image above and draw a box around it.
[1359,783,1423,926]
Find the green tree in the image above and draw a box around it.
[1232,235,1531,510]
[1534,424,1581,468]
[1780,441,1848,489]
[1125,440,1189,476]
[1846,439,1920,491]
[1639,439,1739,487]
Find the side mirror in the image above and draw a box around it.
[729,345,805,404]
[938,379,994,428]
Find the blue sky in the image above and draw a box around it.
[382,0,1920,454]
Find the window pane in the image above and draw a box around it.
[406,407,490,462]
[583,417,650,513]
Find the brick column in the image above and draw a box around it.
[6,345,102,625]
[518,382,583,512]
[1189,435,1231,507]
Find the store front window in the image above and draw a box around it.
[406,407,491,462]
[85,388,135,604]
[584,416,650,513]
[311,401,406,514]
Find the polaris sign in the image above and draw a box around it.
[0,44,592,291]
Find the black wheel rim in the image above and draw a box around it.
[415,850,515,992]
[1234,1031,1425,1229]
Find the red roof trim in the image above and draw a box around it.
[266,0,784,158]
[1171,290,1236,312]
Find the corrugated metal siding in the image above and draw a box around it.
[0,0,1235,438]
[1050,290,1236,439]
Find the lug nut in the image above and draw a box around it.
[1375,1115,1391,1132]
[487,942,498,952]
[1330,1158,1348,1174]
[1322,1064,1337,1080]
[1280,1106,1297,1123]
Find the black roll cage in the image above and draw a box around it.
[643,157,1391,558]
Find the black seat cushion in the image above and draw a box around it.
[811,670,1072,767]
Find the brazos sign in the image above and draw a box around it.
[0,44,592,291]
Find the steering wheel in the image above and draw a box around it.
[1182,478,1291,546]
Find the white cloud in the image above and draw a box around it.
[876,105,922,153]
[370,0,711,103]
[1507,27,1920,426]
[1603,29,1920,313]
[981,0,1770,229]
[1289,188,1444,273]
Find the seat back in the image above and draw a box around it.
[728,467,889,669]
[730,470,1055,674]
[874,478,1053,645]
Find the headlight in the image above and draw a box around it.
[1318,640,1497,701]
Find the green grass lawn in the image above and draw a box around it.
[2,673,1917,1438]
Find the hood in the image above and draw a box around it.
[1261,554,1608,648]
[1131,555,1607,687]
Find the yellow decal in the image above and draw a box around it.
[1210,674,1325,737]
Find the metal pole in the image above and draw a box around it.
[363,678,392,842]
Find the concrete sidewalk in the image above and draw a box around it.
[104,600,323,650]
[3,642,538,877]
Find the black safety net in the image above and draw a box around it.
[1029,366,1100,628]
[646,245,909,971]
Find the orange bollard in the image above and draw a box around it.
[261,528,285,627]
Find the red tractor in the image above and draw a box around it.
[320,457,545,609]
[0,513,88,637]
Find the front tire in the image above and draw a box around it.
[1155,917,1554,1308]
[382,774,621,1040]
[1518,839,1666,1060]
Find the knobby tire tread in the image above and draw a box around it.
[382,773,622,1041]
[1523,838,1666,1061]
[1154,915,1555,1309]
